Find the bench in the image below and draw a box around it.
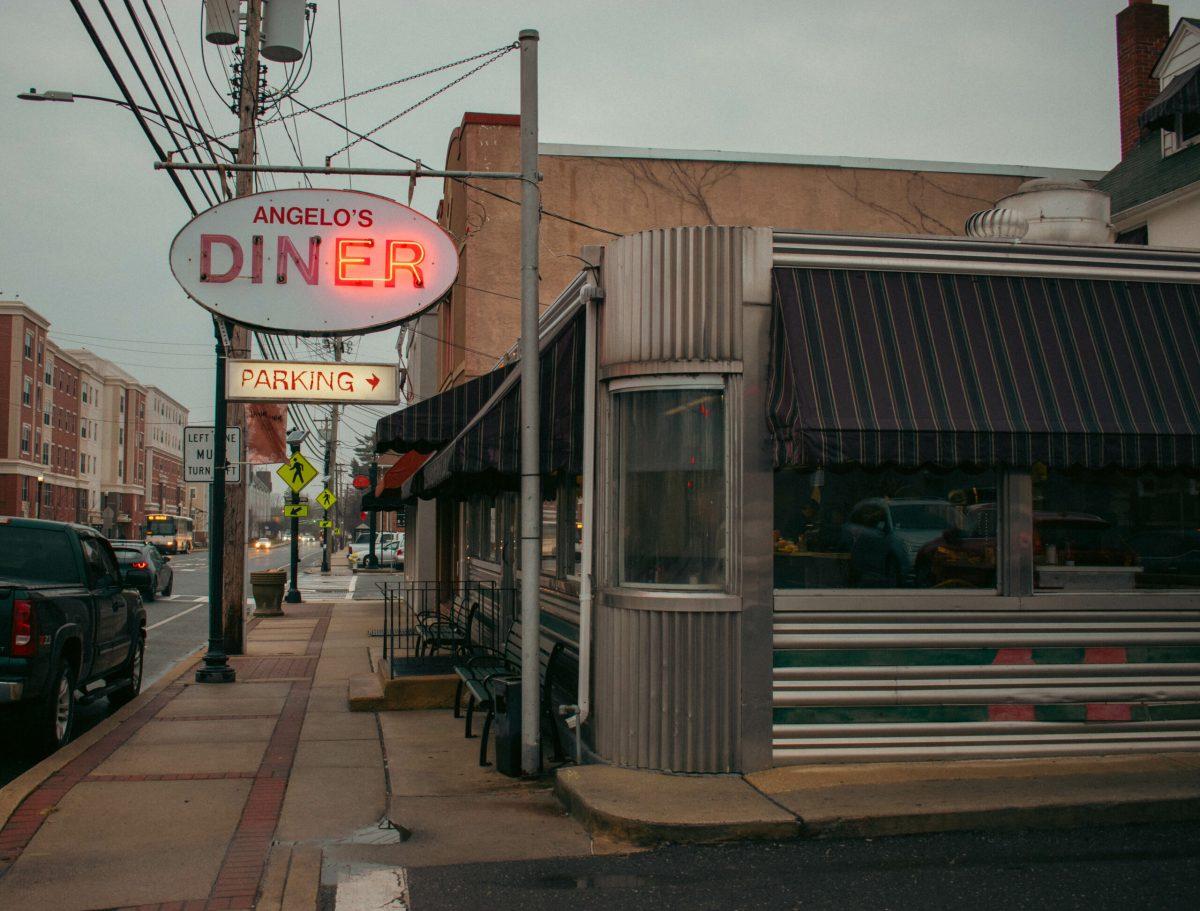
[415,595,477,657]
[455,618,523,766]
[454,615,581,768]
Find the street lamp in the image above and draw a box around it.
[17,89,237,156]
[35,474,44,520]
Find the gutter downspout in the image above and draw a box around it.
[567,280,602,763]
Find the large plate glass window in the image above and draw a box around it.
[614,383,726,588]
[774,467,999,589]
[1032,465,1200,591]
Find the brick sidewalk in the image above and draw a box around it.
[0,604,352,911]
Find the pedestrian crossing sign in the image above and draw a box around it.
[319,519,333,528]
[316,487,337,510]
[283,503,308,518]
[277,452,318,493]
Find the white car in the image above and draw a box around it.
[253,537,272,551]
[348,533,404,571]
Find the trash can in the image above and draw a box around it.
[250,569,286,617]
[490,675,523,777]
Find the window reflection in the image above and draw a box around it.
[1034,465,1200,591]
[774,468,998,589]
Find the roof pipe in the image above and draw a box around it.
[567,278,602,763]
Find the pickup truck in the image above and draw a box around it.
[0,517,147,756]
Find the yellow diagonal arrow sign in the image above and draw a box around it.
[283,503,309,518]
[316,487,337,510]
[277,452,318,493]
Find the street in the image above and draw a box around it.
[407,823,1200,911]
[0,540,329,789]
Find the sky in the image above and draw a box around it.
[2,0,1199,473]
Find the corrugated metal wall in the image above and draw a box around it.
[601,227,743,368]
[594,603,741,772]
[772,598,1200,763]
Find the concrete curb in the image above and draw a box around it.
[348,664,459,712]
[0,645,204,830]
[799,796,1200,839]
[554,766,800,847]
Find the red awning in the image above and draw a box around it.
[376,450,432,496]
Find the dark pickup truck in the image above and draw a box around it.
[0,518,146,755]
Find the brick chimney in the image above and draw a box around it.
[1116,0,1171,157]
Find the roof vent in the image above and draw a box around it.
[965,207,1029,240]
[992,178,1114,245]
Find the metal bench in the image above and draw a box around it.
[415,595,476,657]
[454,618,523,766]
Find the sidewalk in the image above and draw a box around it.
[4,598,1199,909]
[0,600,385,911]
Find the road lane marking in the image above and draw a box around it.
[147,601,206,630]
[193,596,207,602]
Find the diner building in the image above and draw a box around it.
[376,175,1200,774]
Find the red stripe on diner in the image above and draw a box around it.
[1086,703,1134,721]
[1084,647,1128,664]
[989,705,1036,721]
[992,648,1034,665]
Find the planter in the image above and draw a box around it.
[250,569,287,617]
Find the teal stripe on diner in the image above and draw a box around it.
[774,645,1200,668]
[774,705,990,725]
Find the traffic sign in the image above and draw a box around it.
[316,488,337,510]
[283,504,309,518]
[226,360,400,404]
[319,519,332,528]
[184,426,242,483]
[277,452,318,493]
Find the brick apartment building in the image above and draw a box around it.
[0,301,189,538]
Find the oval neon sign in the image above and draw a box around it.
[168,188,459,335]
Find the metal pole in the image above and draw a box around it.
[518,28,541,777]
[221,0,263,655]
[197,319,234,683]
[364,460,379,569]
[285,437,302,603]
[320,418,331,573]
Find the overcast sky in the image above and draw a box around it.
[3,0,1199,467]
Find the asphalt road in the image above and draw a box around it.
[406,822,1200,911]
[0,541,328,788]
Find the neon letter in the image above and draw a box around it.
[199,234,242,283]
[277,236,319,285]
[384,240,425,288]
[335,238,374,286]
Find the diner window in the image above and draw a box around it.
[1032,464,1200,591]
[615,384,725,588]
[774,467,999,590]
[565,475,583,578]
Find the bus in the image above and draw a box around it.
[145,514,194,554]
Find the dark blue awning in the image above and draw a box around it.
[769,268,1200,470]
[1140,62,1200,132]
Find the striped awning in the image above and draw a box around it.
[374,363,515,455]
[407,310,585,499]
[1140,62,1200,132]
[768,268,1200,470]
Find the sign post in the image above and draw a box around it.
[196,319,236,684]
[364,460,380,569]
[282,430,309,603]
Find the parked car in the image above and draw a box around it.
[915,507,1139,588]
[841,498,961,587]
[0,517,146,754]
[110,542,173,602]
[378,535,405,571]
[347,532,400,569]
[1127,529,1200,588]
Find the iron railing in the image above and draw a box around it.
[377,579,514,678]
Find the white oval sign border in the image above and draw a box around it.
[168,188,458,337]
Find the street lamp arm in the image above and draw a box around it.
[17,89,236,156]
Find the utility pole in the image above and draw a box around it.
[222,0,263,655]
[517,29,541,776]
[320,339,343,570]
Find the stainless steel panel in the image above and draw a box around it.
[771,596,1200,764]
[602,227,744,367]
[594,598,740,773]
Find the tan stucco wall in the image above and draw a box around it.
[437,120,1036,383]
